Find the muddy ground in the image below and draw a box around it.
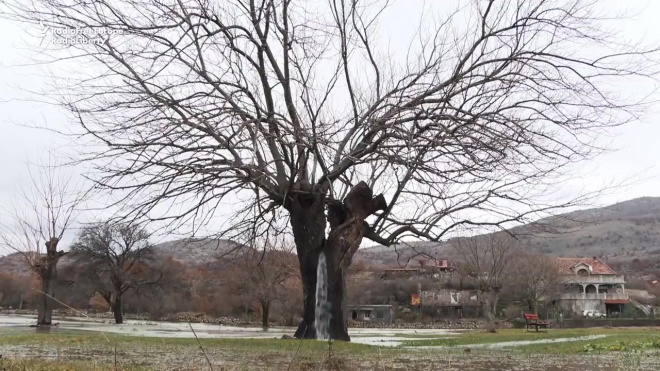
[1,315,659,370]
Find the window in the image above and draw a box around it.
[577,268,589,276]
[363,310,372,320]
[376,310,384,319]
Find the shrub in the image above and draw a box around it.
[510,318,526,329]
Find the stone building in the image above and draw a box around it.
[555,257,628,316]
[346,305,395,324]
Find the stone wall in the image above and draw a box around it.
[349,319,512,330]
[559,318,660,328]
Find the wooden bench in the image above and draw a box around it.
[523,313,548,332]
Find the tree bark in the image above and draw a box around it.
[37,269,55,325]
[112,294,123,324]
[37,238,63,326]
[289,190,327,340]
[482,290,499,333]
[261,301,270,329]
[289,182,387,342]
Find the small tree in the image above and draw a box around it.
[226,245,298,329]
[509,253,561,314]
[70,222,158,324]
[0,161,81,325]
[0,273,26,307]
[451,232,521,333]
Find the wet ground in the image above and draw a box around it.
[0,314,459,346]
[1,342,657,370]
[2,315,659,370]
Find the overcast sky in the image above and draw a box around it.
[1,0,660,255]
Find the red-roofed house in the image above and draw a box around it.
[555,257,628,316]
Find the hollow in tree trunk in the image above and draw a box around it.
[289,181,387,341]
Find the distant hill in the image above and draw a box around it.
[3,197,660,275]
[0,238,244,277]
[0,252,37,276]
[354,197,660,267]
[152,238,245,265]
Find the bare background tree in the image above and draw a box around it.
[70,222,159,324]
[452,233,521,332]
[0,161,81,325]
[1,0,658,339]
[224,244,298,329]
[509,253,561,314]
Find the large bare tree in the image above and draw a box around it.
[451,232,522,332]
[0,161,81,325]
[1,0,657,339]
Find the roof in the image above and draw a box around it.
[556,257,616,275]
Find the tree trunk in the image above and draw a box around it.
[289,182,387,341]
[37,237,62,326]
[289,191,329,340]
[262,301,270,329]
[482,290,499,333]
[112,294,123,324]
[37,264,56,326]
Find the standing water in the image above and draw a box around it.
[315,252,331,340]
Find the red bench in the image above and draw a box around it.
[523,313,548,332]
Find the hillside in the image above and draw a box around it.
[3,197,660,274]
[354,197,660,267]
[0,252,37,276]
[153,238,244,265]
[0,238,243,276]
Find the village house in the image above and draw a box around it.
[379,259,454,280]
[417,289,480,318]
[555,257,628,317]
[346,305,395,324]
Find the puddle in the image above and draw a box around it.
[0,315,461,346]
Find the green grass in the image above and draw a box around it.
[401,328,602,346]
[1,327,659,370]
[516,332,660,354]
[0,357,151,371]
[0,330,382,355]
[399,327,659,347]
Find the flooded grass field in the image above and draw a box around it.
[1,315,659,370]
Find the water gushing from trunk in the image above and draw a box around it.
[314,252,330,340]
